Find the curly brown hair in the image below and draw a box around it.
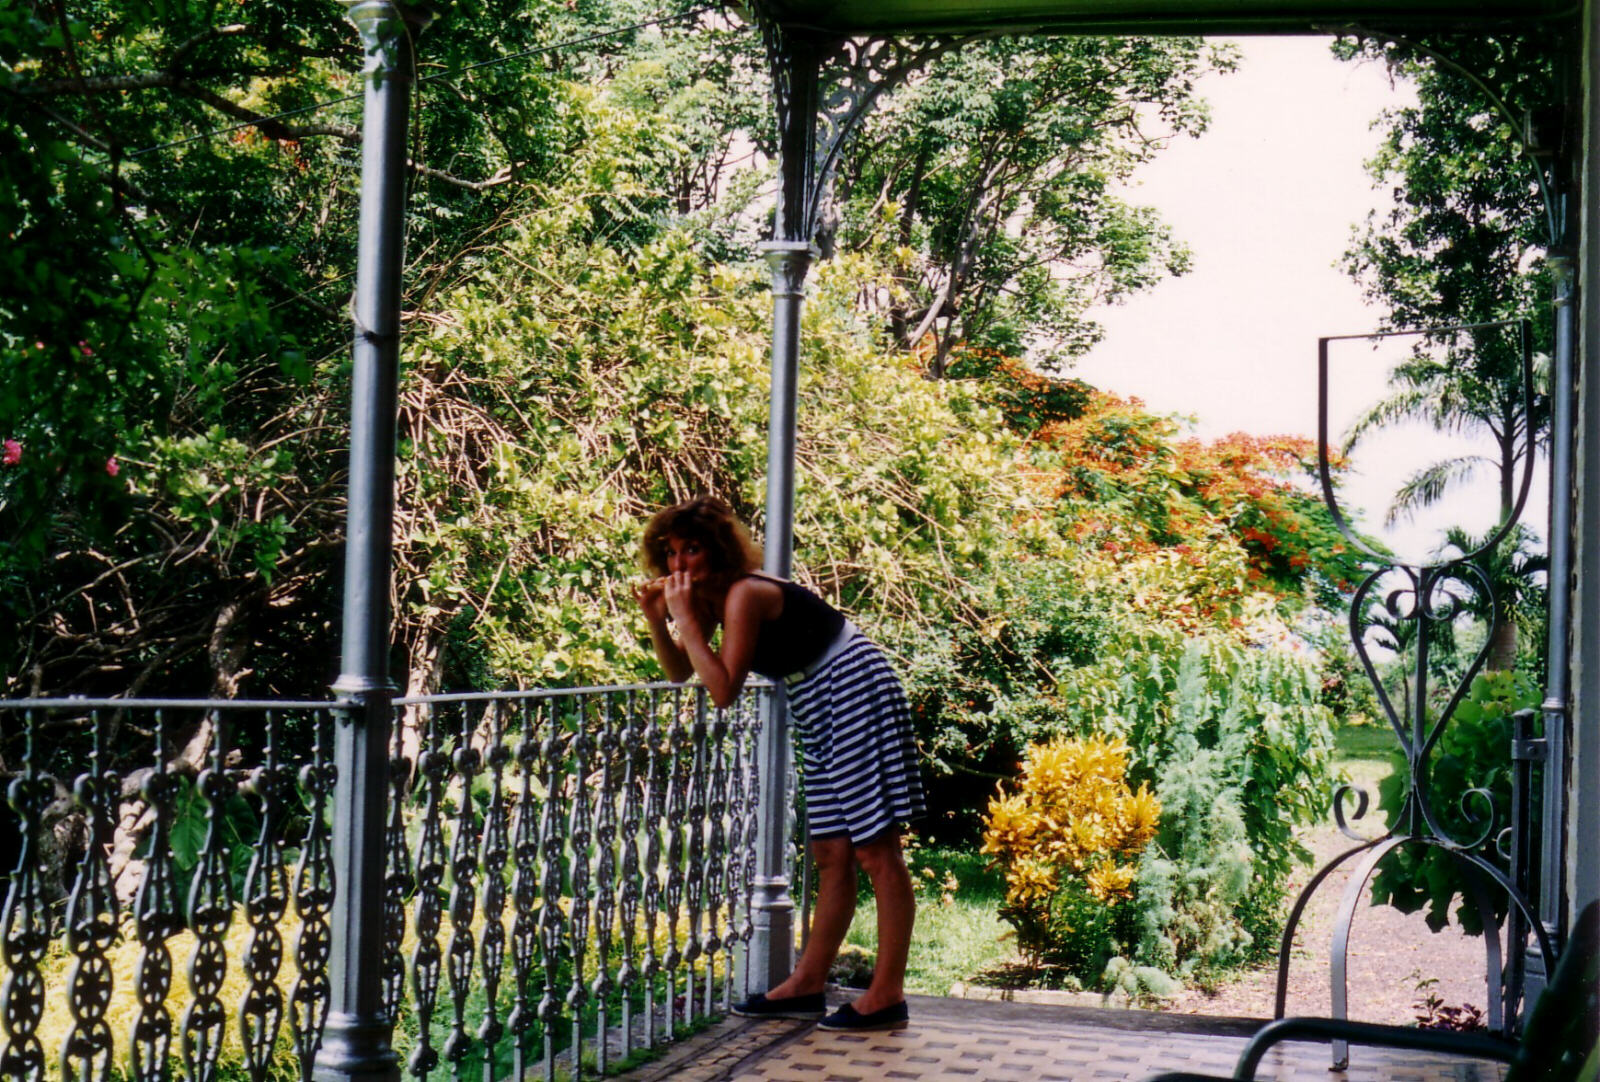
[640,496,762,583]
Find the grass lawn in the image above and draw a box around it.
[835,841,1018,996]
[1333,717,1398,804]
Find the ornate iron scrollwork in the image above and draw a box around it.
[182,713,238,1080]
[443,704,481,1067]
[535,712,566,1077]
[291,711,337,1076]
[564,698,594,1060]
[406,708,448,1078]
[661,691,688,1031]
[589,700,620,1075]
[615,693,645,1057]
[478,705,512,1058]
[704,709,730,1013]
[737,693,762,999]
[1,715,52,1082]
[1276,319,1553,1063]
[507,703,541,1073]
[749,2,965,245]
[681,696,709,1024]
[60,709,119,1082]
[381,719,413,1024]
[639,691,665,1047]
[130,711,184,1082]
[239,715,291,1079]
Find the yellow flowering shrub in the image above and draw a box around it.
[980,735,1159,971]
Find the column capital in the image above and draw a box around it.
[339,0,436,47]
[760,240,816,297]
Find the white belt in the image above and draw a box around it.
[784,620,860,687]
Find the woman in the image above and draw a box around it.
[635,495,924,1031]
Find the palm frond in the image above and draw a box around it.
[1343,388,1456,451]
[1385,454,1493,526]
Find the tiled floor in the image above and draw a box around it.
[620,995,1508,1082]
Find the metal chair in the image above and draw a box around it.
[1146,900,1596,1082]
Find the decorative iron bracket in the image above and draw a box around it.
[749,3,968,246]
[1298,21,1583,1024]
[1277,317,1553,1065]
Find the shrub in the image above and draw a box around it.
[1043,622,1337,983]
[980,735,1160,975]
[1372,669,1537,933]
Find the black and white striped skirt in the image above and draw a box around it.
[786,632,925,844]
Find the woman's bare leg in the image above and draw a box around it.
[762,836,857,999]
[848,830,914,1014]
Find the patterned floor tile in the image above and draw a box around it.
[611,994,1509,1082]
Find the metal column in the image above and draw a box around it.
[1572,0,1600,918]
[746,28,825,994]
[316,2,431,1079]
[1539,244,1575,960]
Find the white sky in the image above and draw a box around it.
[1072,36,1546,565]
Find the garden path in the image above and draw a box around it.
[1162,819,1495,1026]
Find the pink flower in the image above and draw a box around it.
[79,342,93,357]
[3,439,20,466]
[105,456,119,477]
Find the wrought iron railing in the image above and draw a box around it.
[0,683,772,1082]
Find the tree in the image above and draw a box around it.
[0,0,713,699]
[1336,33,1558,668]
[1031,387,1367,615]
[1441,523,1547,675]
[835,36,1235,378]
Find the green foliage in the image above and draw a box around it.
[1372,669,1538,934]
[945,347,1095,434]
[1101,956,1182,1004]
[837,36,1235,376]
[1041,392,1369,610]
[1058,625,1337,980]
[1,0,738,705]
[1335,35,1553,551]
[388,161,1041,692]
[1335,34,1557,332]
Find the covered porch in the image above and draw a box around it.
[3,0,1598,1080]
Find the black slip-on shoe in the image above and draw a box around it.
[730,992,827,1019]
[816,1001,909,1031]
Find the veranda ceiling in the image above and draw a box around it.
[753,0,1576,36]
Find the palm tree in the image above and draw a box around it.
[1342,332,1544,530]
[1438,523,1547,672]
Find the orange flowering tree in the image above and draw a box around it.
[1039,390,1368,616]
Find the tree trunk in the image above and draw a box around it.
[400,621,446,773]
[1486,616,1518,672]
[1485,431,1519,670]
[889,147,930,351]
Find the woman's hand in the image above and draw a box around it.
[637,575,691,682]
[634,577,669,623]
[661,571,700,632]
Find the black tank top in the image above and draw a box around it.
[745,575,847,679]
